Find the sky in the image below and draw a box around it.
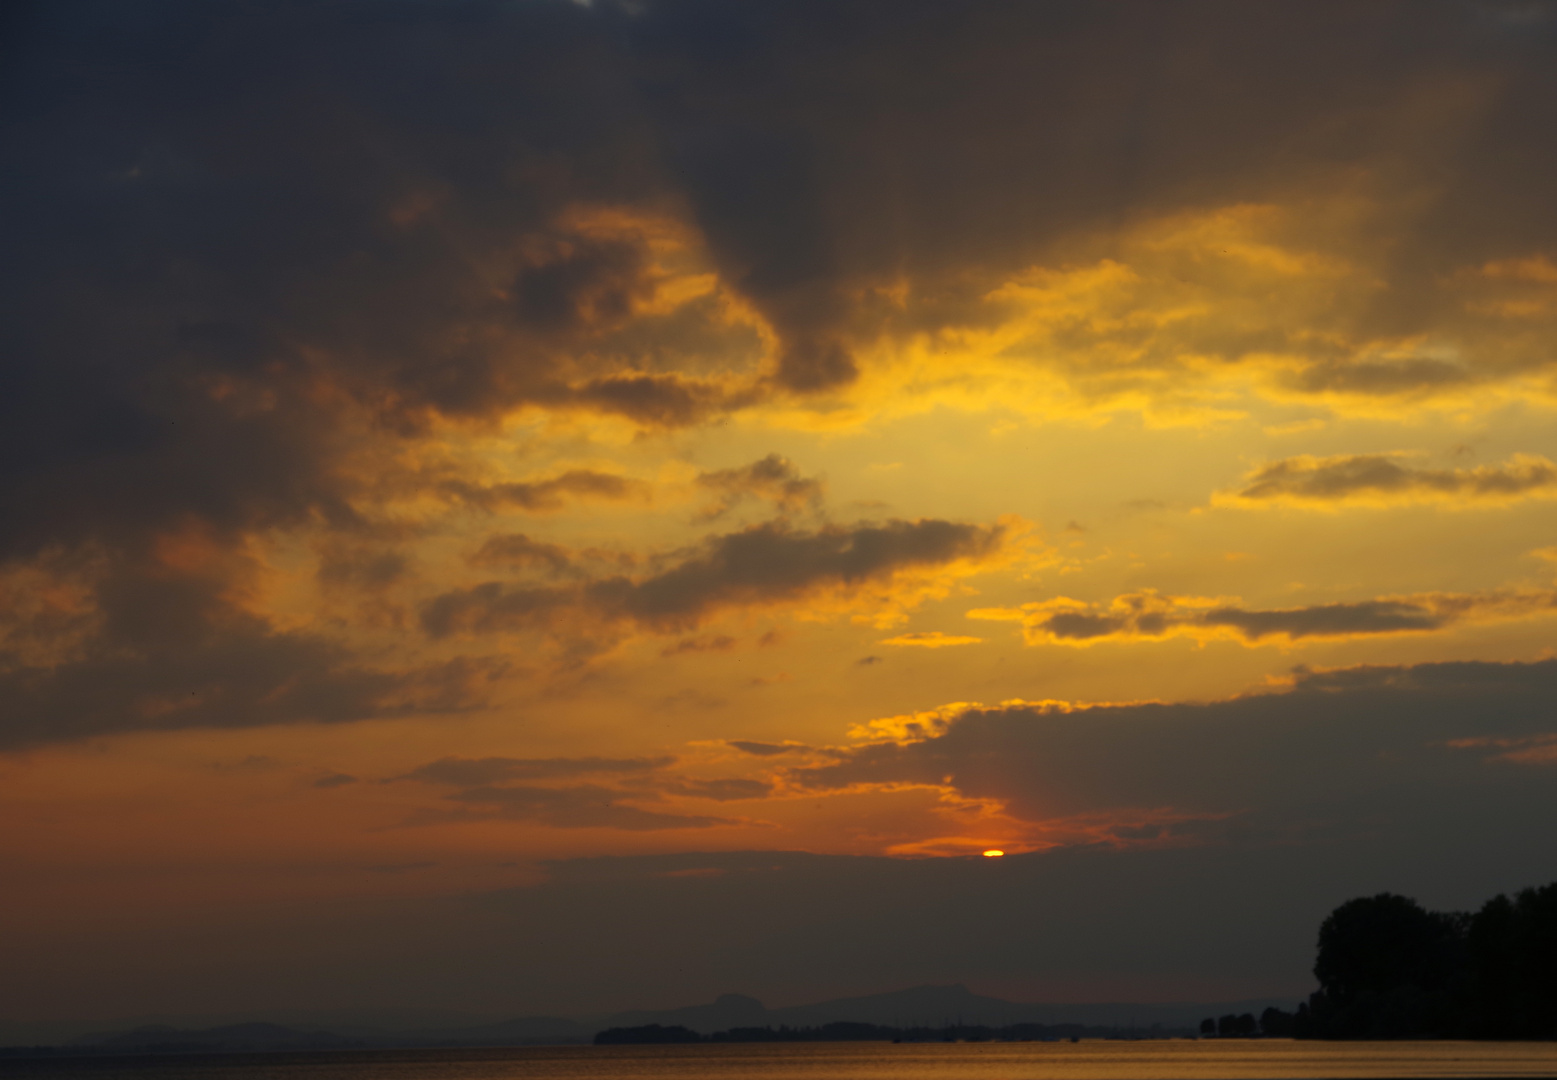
[4,0,1557,1027]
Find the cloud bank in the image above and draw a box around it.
[798,657,1557,849]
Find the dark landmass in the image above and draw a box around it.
[1192,1008,1297,1039]
[592,985,1290,1034]
[0,986,1285,1058]
[595,1020,1193,1045]
[399,1016,589,1046]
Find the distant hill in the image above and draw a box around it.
[599,993,769,1034]
[774,984,1044,1029]
[5,985,1299,1055]
[595,984,1297,1034]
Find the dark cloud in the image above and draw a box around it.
[622,0,1557,394]
[510,232,655,334]
[469,534,574,574]
[0,544,510,750]
[1047,598,1441,642]
[696,454,824,519]
[0,557,505,749]
[660,634,737,657]
[1227,453,1557,505]
[649,776,774,802]
[1280,359,1481,398]
[423,517,1008,637]
[977,588,1557,646]
[316,545,409,591]
[0,623,472,750]
[0,0,679,564]
[566,373,752,428]
[313,773,359,789]
[726,740,809,757]
[1201,601,1445,640]
[440,470,650,513]
[789,657,1557,835]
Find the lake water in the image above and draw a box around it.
[5,1042,1557,1080]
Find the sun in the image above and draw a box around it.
[982,849,1005,858]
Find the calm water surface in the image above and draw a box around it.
[5,1042,1557,1080]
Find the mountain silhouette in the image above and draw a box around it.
[602,993,767,1033]
[16,986,1300,1053]
[596,984,1296,1034]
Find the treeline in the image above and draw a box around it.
[594,1021,1183,1045]
[603,879,1557,1049]
[1290,880,1557,1039]
[1195,1008,1297,1039]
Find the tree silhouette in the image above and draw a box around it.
[1216,1013,1257,1037]
[1308,892,1466,1038]
[1297,881,1557,1039]
[1463,882,1557,1038]
[1259,1007,1295,1037]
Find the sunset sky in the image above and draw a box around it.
[5,0,1557,1028]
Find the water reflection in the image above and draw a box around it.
[4,1042,1557,1080]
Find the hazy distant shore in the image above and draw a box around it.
[0,985,1293,1059]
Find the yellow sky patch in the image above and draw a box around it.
[878,631,984,648]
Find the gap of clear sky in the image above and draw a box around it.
[4,0,1557,1026]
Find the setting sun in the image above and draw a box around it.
[982,850,1006,858]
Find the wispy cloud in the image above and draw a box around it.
[969,588,1557,647]
[1219,453,1557,508]
[696,454,824,519]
